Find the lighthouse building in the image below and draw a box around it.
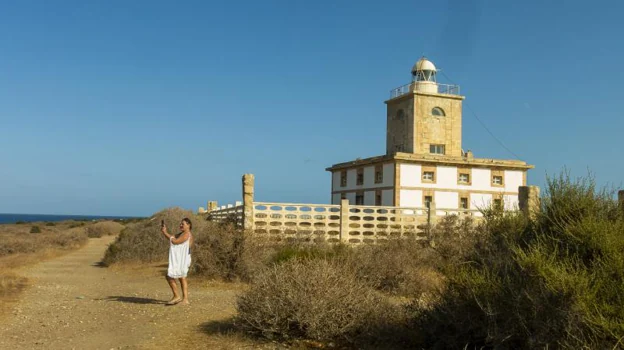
[326,58,534,211]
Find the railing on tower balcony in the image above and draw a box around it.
[389,82,461,99]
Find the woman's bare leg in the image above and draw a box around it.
[165,276,181,303]
[179,277,189,304]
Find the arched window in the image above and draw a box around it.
[432,107,445,116]
[396,109,404,120]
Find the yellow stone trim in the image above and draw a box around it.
[399,186,517,196]
[393,162,401,206]
[326,153,533,172]
[332,186,395,195]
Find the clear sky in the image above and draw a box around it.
[1,0,623,216]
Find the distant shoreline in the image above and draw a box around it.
[0,213,144,225]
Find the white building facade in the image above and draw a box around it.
[327,58,533,211]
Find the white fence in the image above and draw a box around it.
[207,199,480,245]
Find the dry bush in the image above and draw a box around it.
[84,221,125,238]
[102,207,200,265]
[0,229,88,257]
[191,224,274,281]
[345,238,442,297]
[102,207,274,281]
[236,258,401,345]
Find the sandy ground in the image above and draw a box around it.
[0,236,272,350]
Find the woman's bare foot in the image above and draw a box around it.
[178,299,190,306]
[166,297,182,305]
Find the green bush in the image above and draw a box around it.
[30,226,41,234]
[45,222,56,227]
[414,173,624,349]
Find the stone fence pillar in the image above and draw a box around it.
[207,201,218,212]
[242,174,255,231]
[519,186,540,220]
[339,199,350,243]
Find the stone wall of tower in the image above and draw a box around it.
[386,96,415,154]
[413,92,463,156]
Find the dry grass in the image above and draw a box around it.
[0,220,124,306]
[85,221,125,238]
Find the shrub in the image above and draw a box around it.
[190,223,270,281]
[29,226,41,234]
[414,173,624,349]
[103,207,272,281]
[84,221,125,238]
[102,207,197,265]
[45,222,56,227]
[236,258,398,345]
[270,243,349,265]
[0,230,88,257]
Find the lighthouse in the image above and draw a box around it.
[326,57,533,211]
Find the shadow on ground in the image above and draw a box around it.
[99,296,166,305]
[199,318,239,335]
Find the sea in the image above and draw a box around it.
[0,213,142,225]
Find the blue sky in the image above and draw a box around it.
[1,0,623,216]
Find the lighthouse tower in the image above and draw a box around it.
[386,57,464,157]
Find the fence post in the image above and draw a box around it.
[519,186,540,220]
[427,201,436,240]
[207,201,218,212]
[242,174,255,231]
[340,199,350,244]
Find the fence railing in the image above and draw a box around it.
[206,199,480,245]
[206,204,244,227]
[389,82,461,99]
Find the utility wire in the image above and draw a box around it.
[439,70,522,160]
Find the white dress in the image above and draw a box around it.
[167,234,191,278]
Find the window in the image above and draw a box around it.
[432,107,446,116]
[356,168,364,185]
[493,198,503,210]
[424,196,433,208]
[355,192,364,205]
[459,173,470,184]
[491,170,505,187]
[375,191,382,206]
[375,165,383,184]
[492,175,503,186]
[460,197,469,209]
[395,109,404,120]
[430,144,446,155]
[340,171,347,187]
[423,171,435,181]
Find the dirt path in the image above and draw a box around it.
[0,237,259,350]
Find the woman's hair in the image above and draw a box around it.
[182,217,192,230]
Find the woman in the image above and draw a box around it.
[160,218,193,305]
